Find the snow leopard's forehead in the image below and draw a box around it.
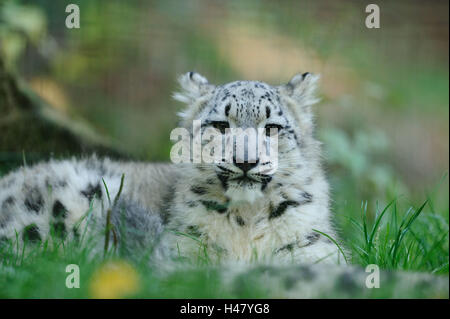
[207,80,285,125]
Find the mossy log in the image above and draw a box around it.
[0,56,126,167]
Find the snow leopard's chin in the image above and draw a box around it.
[224,181,264,204]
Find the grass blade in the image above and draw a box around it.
[312,229,349,264]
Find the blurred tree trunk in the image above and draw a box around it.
[0,55,126,167]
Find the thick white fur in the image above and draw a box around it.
[164,72,345,265]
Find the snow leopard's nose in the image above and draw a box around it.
[231,128,259,173]
[233,157,259,173]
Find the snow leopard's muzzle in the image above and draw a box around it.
[214,129,278,193]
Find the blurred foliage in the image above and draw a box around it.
[321,127,407,200]
[0,1,47,68]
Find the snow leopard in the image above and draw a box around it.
[0,72,345,265]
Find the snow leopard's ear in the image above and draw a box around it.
[278,72,320,135]
[173,72,215,124]
[278,72,320,109]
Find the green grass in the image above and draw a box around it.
[347,199,449,274]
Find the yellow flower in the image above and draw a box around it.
[89,260,139,299]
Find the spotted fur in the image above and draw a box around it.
[167,72,344,264]
[0,72,345,265]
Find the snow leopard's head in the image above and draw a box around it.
[173,72,321,204]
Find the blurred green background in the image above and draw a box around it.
[0,0,448,248]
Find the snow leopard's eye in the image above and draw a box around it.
[210,121,230,134]
[264,124,283,136]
